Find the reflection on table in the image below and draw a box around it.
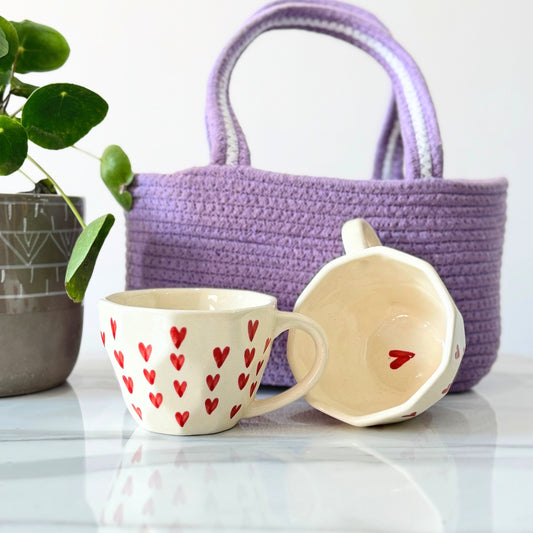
[99,388,496,532]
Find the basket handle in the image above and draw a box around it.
[253,0,405,181]
[205,0,443,180]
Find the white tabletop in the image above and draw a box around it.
[0,354,532,532]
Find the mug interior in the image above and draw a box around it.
[291,252,451,417]
[104,288,276,312]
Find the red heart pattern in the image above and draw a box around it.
[122,476,133,496]
[206,374,220,391]
[142,498,155,516]
[149,470,162,489]
[244,348,255,368]
[138,343,152,362]
[205,398,219,415]
[230,404,242,419]
[263,337,271,353]
[402,412,417,418]
[175,411,190,427]
[389,350,415,370]
[455,345,461,360]
[143,369,155,385]
[170,353,185,371]
[123,376,134,393]
[173,380,187,398]
[170,326,187,349]
[213,346,230,368]
[114,350,124,369]
[238,373,250,390]
[149,392,163,408]
[442,383,452,395]
[113,503,123,525]
[249,381,258,397]
[248,320,259,341]
[132,444,143,463]
[100,331,106,346]
[117,322,274,431]
[132,404,142,420]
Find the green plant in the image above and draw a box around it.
[0,16,133,302]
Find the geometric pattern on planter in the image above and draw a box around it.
[0,197,82,303]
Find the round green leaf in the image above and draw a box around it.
[22,83,108,149]
[0,115,28,175]
[100,145,134,210]
[11,20,69,73]
[0,27,8,58]
[65,213,115,302]
[0,17,19,71]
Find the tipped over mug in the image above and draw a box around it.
[288,219,466,427]
[99,288,327,435]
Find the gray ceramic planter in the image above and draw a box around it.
[0,193,84,396]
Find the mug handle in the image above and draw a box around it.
[341,218,382,254]
[242,311,328,418]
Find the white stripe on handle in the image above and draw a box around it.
[382,119,402,180]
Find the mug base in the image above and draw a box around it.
[133,417,240,437]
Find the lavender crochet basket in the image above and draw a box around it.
[126,0,507,392]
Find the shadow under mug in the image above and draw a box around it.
[99,288,327,435]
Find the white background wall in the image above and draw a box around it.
[3,1,531,359]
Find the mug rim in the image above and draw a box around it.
[101,287,277,314]
[296,246,456,328]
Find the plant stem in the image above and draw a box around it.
[27,155,86,229]
[17,169,36,185]
[0,55,19,114]
[72,145,101,161]
[9,105,24,118]
[4,51,21,109]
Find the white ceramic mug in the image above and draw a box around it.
[288,219,466,426]
[99,288,327,435]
